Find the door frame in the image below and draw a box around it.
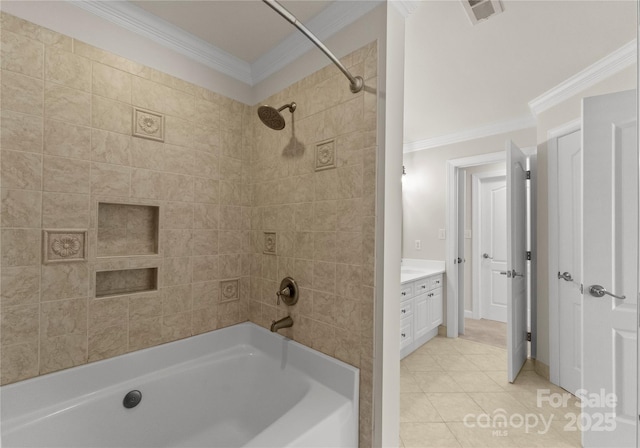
[547,118,581,386]
[471,170,507,320]
[446,148,536,338]
[446,152,506,337]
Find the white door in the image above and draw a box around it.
[506,141,528,383]
[557,129,583,395]
[479,175,508,322]
[582,90,637,447]
[457,170,466,334]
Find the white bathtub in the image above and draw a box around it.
[0,322,359,447]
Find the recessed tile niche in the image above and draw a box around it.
[95,268,158,298]
[97,202,160,257]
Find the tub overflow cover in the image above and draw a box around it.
[123,390,142,409]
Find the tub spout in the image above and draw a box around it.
[270,316,293,332]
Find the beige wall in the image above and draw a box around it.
[247,42,378,447]
[535,65,636,366]
[0,12,251,384]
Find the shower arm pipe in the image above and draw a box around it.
[262,0,364,93]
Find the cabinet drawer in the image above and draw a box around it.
[429,275,443,290]
[400,316,413,349]
[400,300,414,318]
[414,279,429,294]
[400,283,414,300]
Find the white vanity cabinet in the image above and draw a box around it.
[400,273,444,359]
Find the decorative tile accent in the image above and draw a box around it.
[315,139,336,172]
[263,232,277,255]
[132,107,164,142]
[43,229,88,264]
[220,279,239,303]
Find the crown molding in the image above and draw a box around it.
[251,0,382,85]
[529,39,637,116]
[70,0,254,85]
[391,0,420,18]
[70,0,381,88]
[403,115,537,153]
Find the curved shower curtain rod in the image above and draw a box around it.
[262,0,365,93]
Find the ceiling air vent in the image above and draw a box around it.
[461,0,503,25]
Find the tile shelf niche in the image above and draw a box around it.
[97,202,160,257]
[95,267,159,298]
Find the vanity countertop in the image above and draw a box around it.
[401,259,445,284]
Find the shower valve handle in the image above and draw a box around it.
[276,287,291,305]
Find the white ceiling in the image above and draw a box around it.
[130,0,332,63]
[403,0,637,145]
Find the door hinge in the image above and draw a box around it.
[526,251,532,261]
[525,170,531,180]
[526,332,532,342]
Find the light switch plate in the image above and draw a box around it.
[438,229,446,240]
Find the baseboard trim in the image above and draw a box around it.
[534,359,550,380]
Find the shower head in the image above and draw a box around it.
[258,102,296,130]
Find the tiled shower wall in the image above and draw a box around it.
[247,42,378,447]
[0,12,379,446]
[0,12,251,384]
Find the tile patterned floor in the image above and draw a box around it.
[400,336,582,447]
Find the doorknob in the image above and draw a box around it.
[588,285,626,300]
[499,271,511,278]
[511,269,524,278]
[482,253,493,259]
[557,271,573,282]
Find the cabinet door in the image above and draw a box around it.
[400,315,413,350]
[429,288,443,328]
[414,294,430,339]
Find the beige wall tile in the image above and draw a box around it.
[129,294,162,320]
[91,162,131,196]
[1,189,41,228]
[40,298,87,338]
[44,82,90,126]
[91,129,131,166]
[92,95,131,135]
[93,63,131,103]
[192,305,218,334]
[162,284,192,315]
[165,115,193,147]
[130,169,164,200]
[1,30,44,79]
[44,119,91,160]
[161,311,191,342]
[1,150,42,190]
[130,138,164,171]
[1,228,40,267]
[0,12,72,50]
[0,342,39,384]
[43,155,90,194]
[45,48,90,92]
[163,173,193,202]
[128,316,163,351]
[164,202,193,229]
[1,110,43,153]
[41,263,89,301]
[88,297,128,331]
[42,192,89,228]
[163,145,194,176]
[1,266,40,307]
[194,203,219,229]
[193,178,219,204]
[39,333,87,374]
[192,256,219,283]
[162,229,192,258]
[2,70,43,116]
[88,324,128,362]
[1,304,39,345]
[164,257,192,286]
[192,229,218,256]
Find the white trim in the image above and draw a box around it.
[251,0,382,85]
[403,115,537,153]
[69,0,382,87]
[446,151,506,337]
[70,0,253,84]
[464,310,474,319]
[529,39,637,116]
[391,0,421,18]
[547,119,581,386]
[471,171,507,322]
